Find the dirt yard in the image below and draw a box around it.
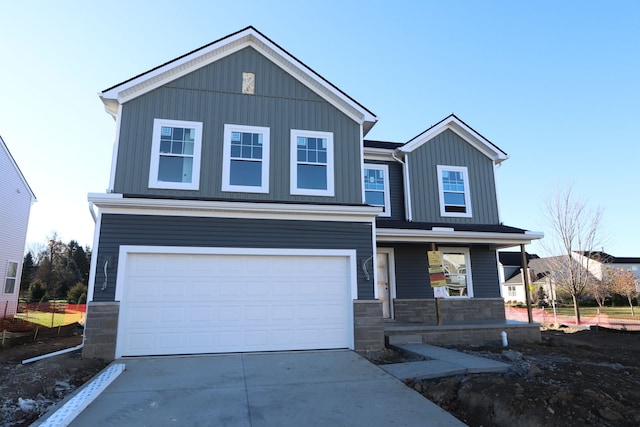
[0,334,108,426]
[414,326,640,426]
[1,325,639,426]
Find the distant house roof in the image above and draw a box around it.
[100,26,378,135]
[578,251,640,264]
[0,135,36,202]
[499,251,539,266]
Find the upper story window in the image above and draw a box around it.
[222,124,270,193]
[290,130,334,196]
[437,165,472,218]
[363,164,391,217]
[4,261,18,294]
[441,247,474,298]
[149,119,203,190]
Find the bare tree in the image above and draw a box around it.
[542,186,605,324]
[607,267,638,316]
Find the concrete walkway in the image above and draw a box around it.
[381,343,510,381]
[38,350,466,427]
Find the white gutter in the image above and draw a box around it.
[391,151,413,221]
[88,200,97,222]
[22,344,84,365]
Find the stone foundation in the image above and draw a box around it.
[82,301,119,360]
[393,298,506,324]
[353,300,384,351]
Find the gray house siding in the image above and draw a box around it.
[93,214,374,302]
[382,244,500,299]
[408,129,499,224]
[470,246,501,298]
[364,160,405,220]
[113,47,363,204]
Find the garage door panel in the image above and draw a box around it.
[118,252,352,356]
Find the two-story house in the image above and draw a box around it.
[84,27,543,360]
[1,135,36,318]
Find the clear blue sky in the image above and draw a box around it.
[1,1,638,256]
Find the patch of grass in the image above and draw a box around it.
[551,306,638,319]
[14,310,84,328]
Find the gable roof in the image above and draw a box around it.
[397,114,509,165]
[498,251,539,266]
[0,135,36,202]
[100,26,378,134]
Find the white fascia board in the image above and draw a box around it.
[87,193,382,222]
[364,147,395,161]
[99,28,377,127]
[399,116,508,164]
[376,228,544,245]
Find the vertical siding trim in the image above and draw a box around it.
[403,153,413,221]
[87,211,103,304]
[108,104,123,192]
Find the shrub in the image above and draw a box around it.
[27,280,47,302]
[67,282,88,304]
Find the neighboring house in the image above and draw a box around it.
[498,251,540,303]
[0,135,36,317]
[84,27,543,360]
[577,251,640,291]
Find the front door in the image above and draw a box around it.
[376,251,391,318]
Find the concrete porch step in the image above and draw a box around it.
[385,334,423,345]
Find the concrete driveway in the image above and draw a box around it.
[63,350,465,426]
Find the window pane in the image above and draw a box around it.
[241,146,252,159]
[444,192,465,206]
[443,252,468,296]
[158,156,193,183]
[160,140,171,153]
[318,151,326,163]
[184,141,194,155]
[172,141,183,154]
[297,164,327,190]
[173,127,183,141]
[253,146,262,160]
[365,190,385,206]
[308,150,317,163]
[297,149,306,162]
[7,262,17,277]
[230,160,262,187]
[231,145,241,158]
[4,278,16,294]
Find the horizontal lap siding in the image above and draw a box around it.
[408,129,499,224]
[385,244,433,299]
[93,214,374,302]
[114,47,362,204]
[470,246,501,298]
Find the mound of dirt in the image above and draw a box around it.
[415,326,640,426]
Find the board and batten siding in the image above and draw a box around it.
[0,145,32,316]
[364,160,405,221]
[408,129,500,224]
[92,214,374,302]
[113,47,363,205]
[383,244,500,299]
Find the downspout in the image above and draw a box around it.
[392,150,412,221]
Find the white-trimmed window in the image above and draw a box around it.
[437,165,472,217]
[440,247,473,298]
[4,261,18,294]
[363,164,391,217]
[222,124,270,193]
[149,119,203,190]
[290,129,334,196]
[507,285,517,297]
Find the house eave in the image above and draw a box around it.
[376,228,543,248]
[87,193,382,222]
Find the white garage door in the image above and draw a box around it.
[117,251,353,357]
